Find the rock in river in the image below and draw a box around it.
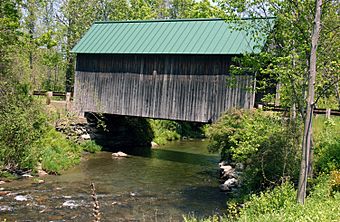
[62,200,78,209]
[219,178,238,192]
[112,151,128,158]
[15,195,31,201]
[151,141,159,148]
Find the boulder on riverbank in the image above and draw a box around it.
[151,141,159,148]
[219,178,238,191]
[219,161,242,192]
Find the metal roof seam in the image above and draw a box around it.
[85,25,107,53]
[176,21,200,53]
[133,22,162,53]
[122,22,148,53]
[106,23,136,53]
[152,22,177,52]
[93,23,116,53]
[195,21,220,53]
[183,23,209,53]
[179,21,203,53]
[210,22,229,53]
[159,22,186,53]
[168,21,192,53]
[148,22,172,52]
[74,25,100,53]
[147,22,173,53]
[114,23,142,52]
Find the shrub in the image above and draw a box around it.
[206,110,301,192]
[80,140,102,153]
[149,120,181,145]
[149,119,205,145]
[39,129,82,174]
[313,117,340,173]
[0,83,48,171]
[239,182,296,218]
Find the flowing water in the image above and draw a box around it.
[0,140,227,221]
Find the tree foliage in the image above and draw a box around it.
[0,83,48,170]
[207,110,301,192]
[1,0,226,91]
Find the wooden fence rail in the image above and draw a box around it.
[259,104,340,117]
[33,91,72,106]
[33,91,72,97]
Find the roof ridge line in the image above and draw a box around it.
[94,17,275,24]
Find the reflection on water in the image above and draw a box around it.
[0,140,227,221]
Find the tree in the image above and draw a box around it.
[0,0,20,77]
[55,0,97,92]
[168,0,194,18]
[297,0,322,204]
[187,0,224,18]
[217,0,340,203]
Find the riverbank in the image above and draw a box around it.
[0,85,103,182]
[185,110,340,221]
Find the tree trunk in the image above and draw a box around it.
[336,80,340,110]
[65,56,74,92]
[65,18,74,92]
[297,0,322,204]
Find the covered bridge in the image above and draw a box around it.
[72,18,270,122]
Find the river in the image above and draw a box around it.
[0,140,227,221]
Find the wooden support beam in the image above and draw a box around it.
[326,108,331,119]
[46,91,53,105]
[66,92,71,110]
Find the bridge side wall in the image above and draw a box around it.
[74,54,254,122]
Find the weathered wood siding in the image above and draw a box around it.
[74,54,254,122]
[76,54,231,75]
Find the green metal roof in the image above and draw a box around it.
[72,18,274,55]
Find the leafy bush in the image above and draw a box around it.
[0,83,48,171]
[206,110,301,191]
[313,117,340,173]
[39,129,82,174]
[149,120,181,145]
[149,119,205,145]
[80,140,102,153]
[330,170,340,192]
[0,83,89,175]
[238,182,296,219]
